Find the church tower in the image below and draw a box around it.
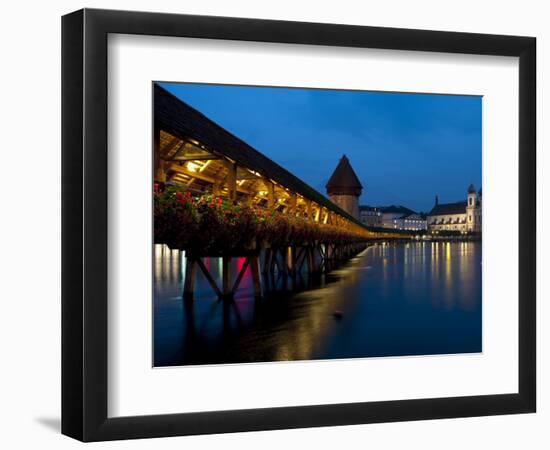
[326,155,363,220]
[476,188,482,232]
[466,184,477,232]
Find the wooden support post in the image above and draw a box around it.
[287,247,294,274]
[270,248,278,274]
[290,246,297,275]
[306,200,313,220]
[225,161,237,200]
[267,181,275,209]
[278,248,287,275]
[297,247,307,273]
[195,257,223,298]
[309,247,317,273]
[307,247,313,273]
[183,256,197,299]
[222,256,232,298]
[250,255,263,298]
[263,248,271,274]
[290,194,297,216]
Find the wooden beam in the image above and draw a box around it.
[168,163,253,195]
[159,135,182,158]
[199,160,212,173]
[231,257,250,294]
[314,206,321,222]
[170,155,220,162]
[195,258,223,298]
[236,171,263,180]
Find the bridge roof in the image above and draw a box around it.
[154,84,369,229]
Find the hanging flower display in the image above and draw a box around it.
[154,186,370,254]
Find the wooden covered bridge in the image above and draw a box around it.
[153,84,407,300]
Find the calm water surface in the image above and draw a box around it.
[154,241,481,366]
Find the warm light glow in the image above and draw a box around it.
[186,161,200,172]
[248,169,262,177]
[199,160,211,172]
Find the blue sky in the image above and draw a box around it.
[160,82,482,213]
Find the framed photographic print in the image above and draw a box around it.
[61,8,536,441]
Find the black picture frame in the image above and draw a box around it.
[62,8,536,442]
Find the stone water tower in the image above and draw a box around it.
[326,155,363,220]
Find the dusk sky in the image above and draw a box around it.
[160,82,482,213]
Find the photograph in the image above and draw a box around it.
[0,1,541,446]
[153,82,482,367]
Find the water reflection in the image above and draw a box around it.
[154,241,482,366]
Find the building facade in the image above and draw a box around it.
[395,213,427,231]
[359,205,382,227]
[427,185,482,233]
[379,205,415,229]
[326,155,363,220]
[359,205,427,231]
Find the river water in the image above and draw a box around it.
[154,241,481,366]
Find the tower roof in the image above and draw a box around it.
[467,183,476,194]
[326,155,363,196]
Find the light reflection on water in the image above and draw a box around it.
[154,241,481,366]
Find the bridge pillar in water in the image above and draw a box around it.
[250,255,263,298]
[183,256,197,300]
[222,256,232,298]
